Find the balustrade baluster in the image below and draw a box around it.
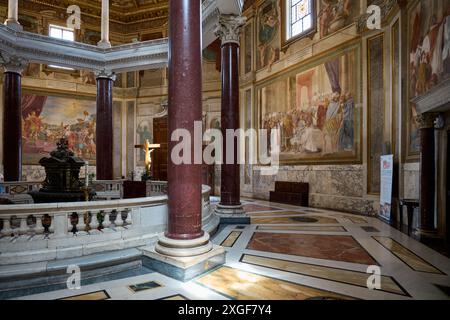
[125,208,132,225]
[18,217,29,235]
[68,215,74,233]
[1,216,12,236]
[102,211,111,229]
[114,210,123,227]
[89,211,100,231]
[76,212,87,232]
[47,215,55,234]
[34,215,45,234]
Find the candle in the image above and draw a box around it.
[85,162,89,187]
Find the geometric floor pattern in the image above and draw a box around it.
[11,199,450,300]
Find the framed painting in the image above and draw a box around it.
[256,0,281,71]
[256,42,362,165]
[21,94,97,165]
[407,0,450,160]
[318,0,360,38]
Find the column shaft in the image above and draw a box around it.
[220,42,241,206]
[96,77,114,180]
[7,0,18,21]
[419,126,436,232]
[166,0,203,240]
[98,0,111,48]
[2,71,22,181]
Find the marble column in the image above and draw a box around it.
[154,0,212,257]
[98,0,111,48]
[95,70,115,180]
[1,56,26,181]
[214,14,247,217]
[416,113,438,237]
[4,0,22,30]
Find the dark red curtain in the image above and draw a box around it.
[21,94,47,119]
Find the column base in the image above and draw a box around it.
[214,204,250,225]
[97,40,112,49]
[141,244,225,282]
[155,233,213,257]
[4,20,22,31]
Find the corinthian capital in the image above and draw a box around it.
[415,113,439,129]
[0,54,28,74]
[94,68,117,81]
[214,14,247,46]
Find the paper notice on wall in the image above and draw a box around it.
[379,155,394,222]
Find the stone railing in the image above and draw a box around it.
[0,180,170,203]
[0,185,217,266]
[0,181,41,204]
[91,180,125,200]
[0,196,167,265]
[147,180,168,196]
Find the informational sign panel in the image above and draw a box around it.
[379,155,394,222]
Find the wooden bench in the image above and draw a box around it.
[270,181,309,207]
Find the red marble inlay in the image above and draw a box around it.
[247,233,377,265]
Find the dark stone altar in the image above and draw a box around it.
[29,138,96,203]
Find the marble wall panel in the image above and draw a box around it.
[403,162,420,199]
[246,164,372,214]
[113,101,122,179]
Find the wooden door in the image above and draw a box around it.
[152,117,168,181]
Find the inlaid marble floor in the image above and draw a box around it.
[11,199,450,300]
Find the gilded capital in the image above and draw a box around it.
[214,14,247,46]
[0,54,27,74]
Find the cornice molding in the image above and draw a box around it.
[412,77,450,115]
[0,0,244,73]
[0,24,168,73]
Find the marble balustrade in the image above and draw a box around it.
[0,185,216,265]
[146,181,168,196]
[91,180,125,200]
[0,180,168,203]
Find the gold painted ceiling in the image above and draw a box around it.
[9,0,169,24]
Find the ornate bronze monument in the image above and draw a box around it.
[29,138,95,203]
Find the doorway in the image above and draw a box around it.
[152,116,168,181]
